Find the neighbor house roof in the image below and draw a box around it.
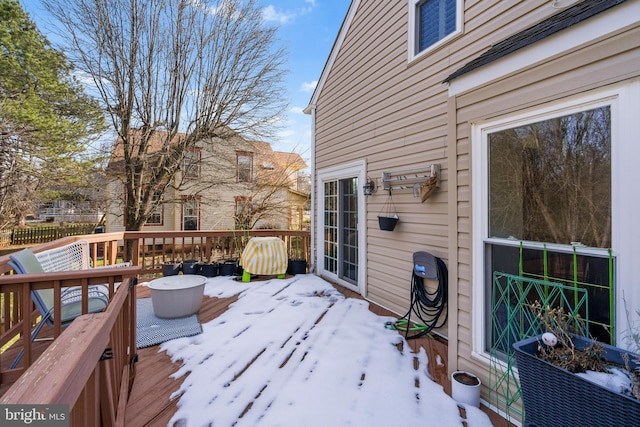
[443,0,627,83]
[107,128,306,184]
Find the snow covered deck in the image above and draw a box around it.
[126,275,500,427]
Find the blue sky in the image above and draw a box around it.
[20,0,350,163]
[260,1,350,159]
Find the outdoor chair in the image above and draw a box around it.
[8,246,126,368]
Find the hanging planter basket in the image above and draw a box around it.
[378,191,399,231]
[377,215,399,231]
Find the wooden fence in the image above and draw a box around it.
[0,224,98,247]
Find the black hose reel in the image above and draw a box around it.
[394,251,448,340]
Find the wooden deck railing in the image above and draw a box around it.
[0,229,309,425]
[0,268,140,426]
[123,229,310,277]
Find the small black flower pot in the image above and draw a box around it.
[378,215,399,231]
[287,258,307,275]
[198,262,219,278]
[182,259,199,275]
[219,260,237,276]
[162,262,182,276]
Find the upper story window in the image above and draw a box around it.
[409,0,461,60]
[183,149,200,179]
[237,151,253,182]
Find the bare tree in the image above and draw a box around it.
[41,0,288,231]
[234,148,309,230]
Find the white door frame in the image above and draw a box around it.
[316,160,367,294]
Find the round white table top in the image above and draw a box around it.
[148,275,207,290]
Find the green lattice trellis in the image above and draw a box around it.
[487,272,589,422]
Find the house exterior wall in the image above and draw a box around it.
[106,134,307,232]
[310,0,639,419]
[451,7,640,381]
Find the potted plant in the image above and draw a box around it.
[162,261,182,276]
[451,371,481,408]
[182,259,199,275]
[287,239,307,275]
[219,259,242,276]
[197,262,219,278]
[513,303,640,427]
[377,191,399,231]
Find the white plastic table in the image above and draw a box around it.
[147,275,206,318]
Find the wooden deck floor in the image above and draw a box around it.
[2,279,510,426]
[126,281,509,427]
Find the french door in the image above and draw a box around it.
[317,161,366,293]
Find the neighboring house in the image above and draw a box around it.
[306,0,639,421]
[37,200,103,223]
[36,169,106,223]
[105,130,309,232]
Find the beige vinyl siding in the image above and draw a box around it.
[315,0,450,319]
[312,1,638,420]
[313,0,634,391]
[451,14,640,404]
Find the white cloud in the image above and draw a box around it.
[262,5,295,24]
[288,106,305,115]
[262,0,317,24]
[301,81,317,93]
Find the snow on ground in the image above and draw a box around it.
[160,274,493,427]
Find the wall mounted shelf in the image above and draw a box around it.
[381,164,440,193]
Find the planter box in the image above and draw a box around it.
[513,335,640,427]
[182,259,198,275]
[219,260,241,276]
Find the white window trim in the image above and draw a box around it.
[408,0,463,62]
[471,81,640,364]
[316,160,367,295]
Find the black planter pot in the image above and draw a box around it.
[219,260,237,276]
[377,215,399,231]
[198,262,219,278]
[162,262,181,276]
[513,335,640,427]
[287,258,307,275]
[182,259,198,275]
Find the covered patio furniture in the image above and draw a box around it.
[239,237,288,282]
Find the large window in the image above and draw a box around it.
[470,83,640,361]
[487,106,613,347]
[409,0,461,59]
